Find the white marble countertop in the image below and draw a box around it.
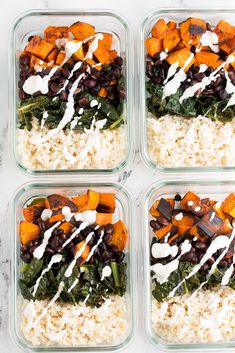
[1,0,235,352]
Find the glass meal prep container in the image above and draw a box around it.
[140,8,235,172]
[10,181,135,351]
[143,179,235,350]
[10,10,133,175]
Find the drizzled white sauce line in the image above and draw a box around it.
[168,230,235,297]
[222,247,235,286]
[62,222,88,248]
[33,222,61,259]
[23,66,58,95]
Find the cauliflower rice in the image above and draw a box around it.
[147,114,235,167]
[17,118,126,170]
[152,286,235,343]
[20,295,129,346]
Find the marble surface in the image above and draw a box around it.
[1,0,235,352]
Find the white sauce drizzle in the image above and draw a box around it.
[41,111,49,129]
[195,206,201,212]
[164,232,171,243]
[198,64,208,73]
[179,54,235,103]
[62,206,74,221]
[197,31,219,53]
[33,222,61,259]
[32,254,63,296]
[40,208,52,221]
[62,221,88,248]
[163,61,179,84]
[23,66,58,95]
[84,33,104,59]
[187,200,194,206]
[221,250,235,286]
[151,239,192,284]
[90,99,98,107]
[162,53,194,98]
[152,242,178,259]
[74,210,97,225]
[86,230,104,262]
[210,211,216,222]
[160,50,168,61]
[61,40,83,66]
[169,232,235,297]
[175,212,183,221]
[101,265,112,281]
[68,278,79,293]
[224,70,235,109]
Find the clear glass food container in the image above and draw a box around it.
[10,10,134,175]
[143,179,235,350]
[10,181,136,352]
[140,8,235,173]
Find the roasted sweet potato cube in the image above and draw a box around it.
[73,45,84,60]
[59,221,74,234]
[151,19,169,39]
[213,202,226,220]
[172,211,194,227]
[189,198,214,217]
[78,190,100,212]
[96,213,113,225]
[71,194,88,211]
[214,19,235,43]
[94,47,116,64]
[48,213,65,224]
[155,223,173,240]
[166,48,195,71]
[179,18,207,45]
[167,21,177,31]
[98,33,113,50]
[55,51,66,65]
[73,240,90,263]
[222,193,235,216]
[70,21,95,40]
[46,48,58,63]
[177,225,192,236]
[23,202,45,222]
[163,29,181,51]
[45,194,77,213]
[146,38,163,57]
[44,26,69,44]
[97,193,116,213]
[20,221,41,245]
[195,51,220,68]
[150,198,175,218]
[25,35,54,60]
[109,220,128,251]
[180,191,200,211]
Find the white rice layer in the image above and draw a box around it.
[20,295,129,346]
[147,114,235,167]
[152,286,235,343]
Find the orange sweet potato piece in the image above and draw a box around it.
[172,213,194,227]
[70,21,95,40]
[163,29,181,51]
[78,190,100,212]
[25,35,54,60]
[55,51,65,65]
[109,220,128,251]
[195,51,220,68]
[168,233,180,245]
[155,224,173,240]
[97,193,116,213]
[44,26,69,44]
[214,19,235,44]
[98,87,107,97]
[23,202,45,222]
[151,19,169,39]
[146,38,163,57]
[96,213,113,225]
[46,48,58,63]
[45,194,77,212]
[85,58,102,70]
[220,36,235,54]
[20,221,41,245]
[166,48,195,71]
[189,224,206,241]
[178,225,192,236]
[150,198,175,218]
[213,202,226,220]
[222,193,235,216]
[98,33,113,50]
[73,45,84,60]
[59,221,74,234]
[73,240,90,263]
[179,17,206,45]
[180,191,200,211]
[71,194,88,211]
[167,21,177,31]
[94,47,116,64]
[48,213,65,224]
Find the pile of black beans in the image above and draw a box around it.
[20,219,125,265]
[18,51,126,109]
[146,53,235,100]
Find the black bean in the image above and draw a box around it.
[219,90,229,100]
[219,260,228,268]
[109,245,119,253]
[33,91,42,97]
[21,253,31,263]
[29,246,37,254]
[102,251,113,262]
[83,79,96,89]
[73,234,83,244]
[194,242,207,251]
[174,194,181,201]
[203,88,214,95]
[181,252,195,262]
[118,86,126,99]
[45,246,55,255]
[201,263,210,271]
[59,90,68,101]
[206,66,214,75]
[59,76,67,84]
[213,76,223,86]
[159,68,165,80]
[105,223,114,235]
[78,96,90,108]
[90,67,101,78]
[157,216,169,227]
[115,56,123,66]
[150,220,161,230]
[194,72,205,81]
[96,226,105,237]
[38,221,47,232]
[19,89,27,100]
[50,236,59,249]
[214,84,224,93]
[229,70,235,81]
[115,251,125,263]
[187,71,194,80]
[20,245,28,254]
[27,241,33,248]
[50,82,60,93]
[103,233,112,244]
[62,67,71,78]
[191,79,199,86]
[90,85,101,95]
[50,70,61,81]
[207,257,215,266]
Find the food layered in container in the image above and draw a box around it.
[11,10,133,174]
[143,180,235,350]
[140,9,235,171]
[11,182,135,351]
